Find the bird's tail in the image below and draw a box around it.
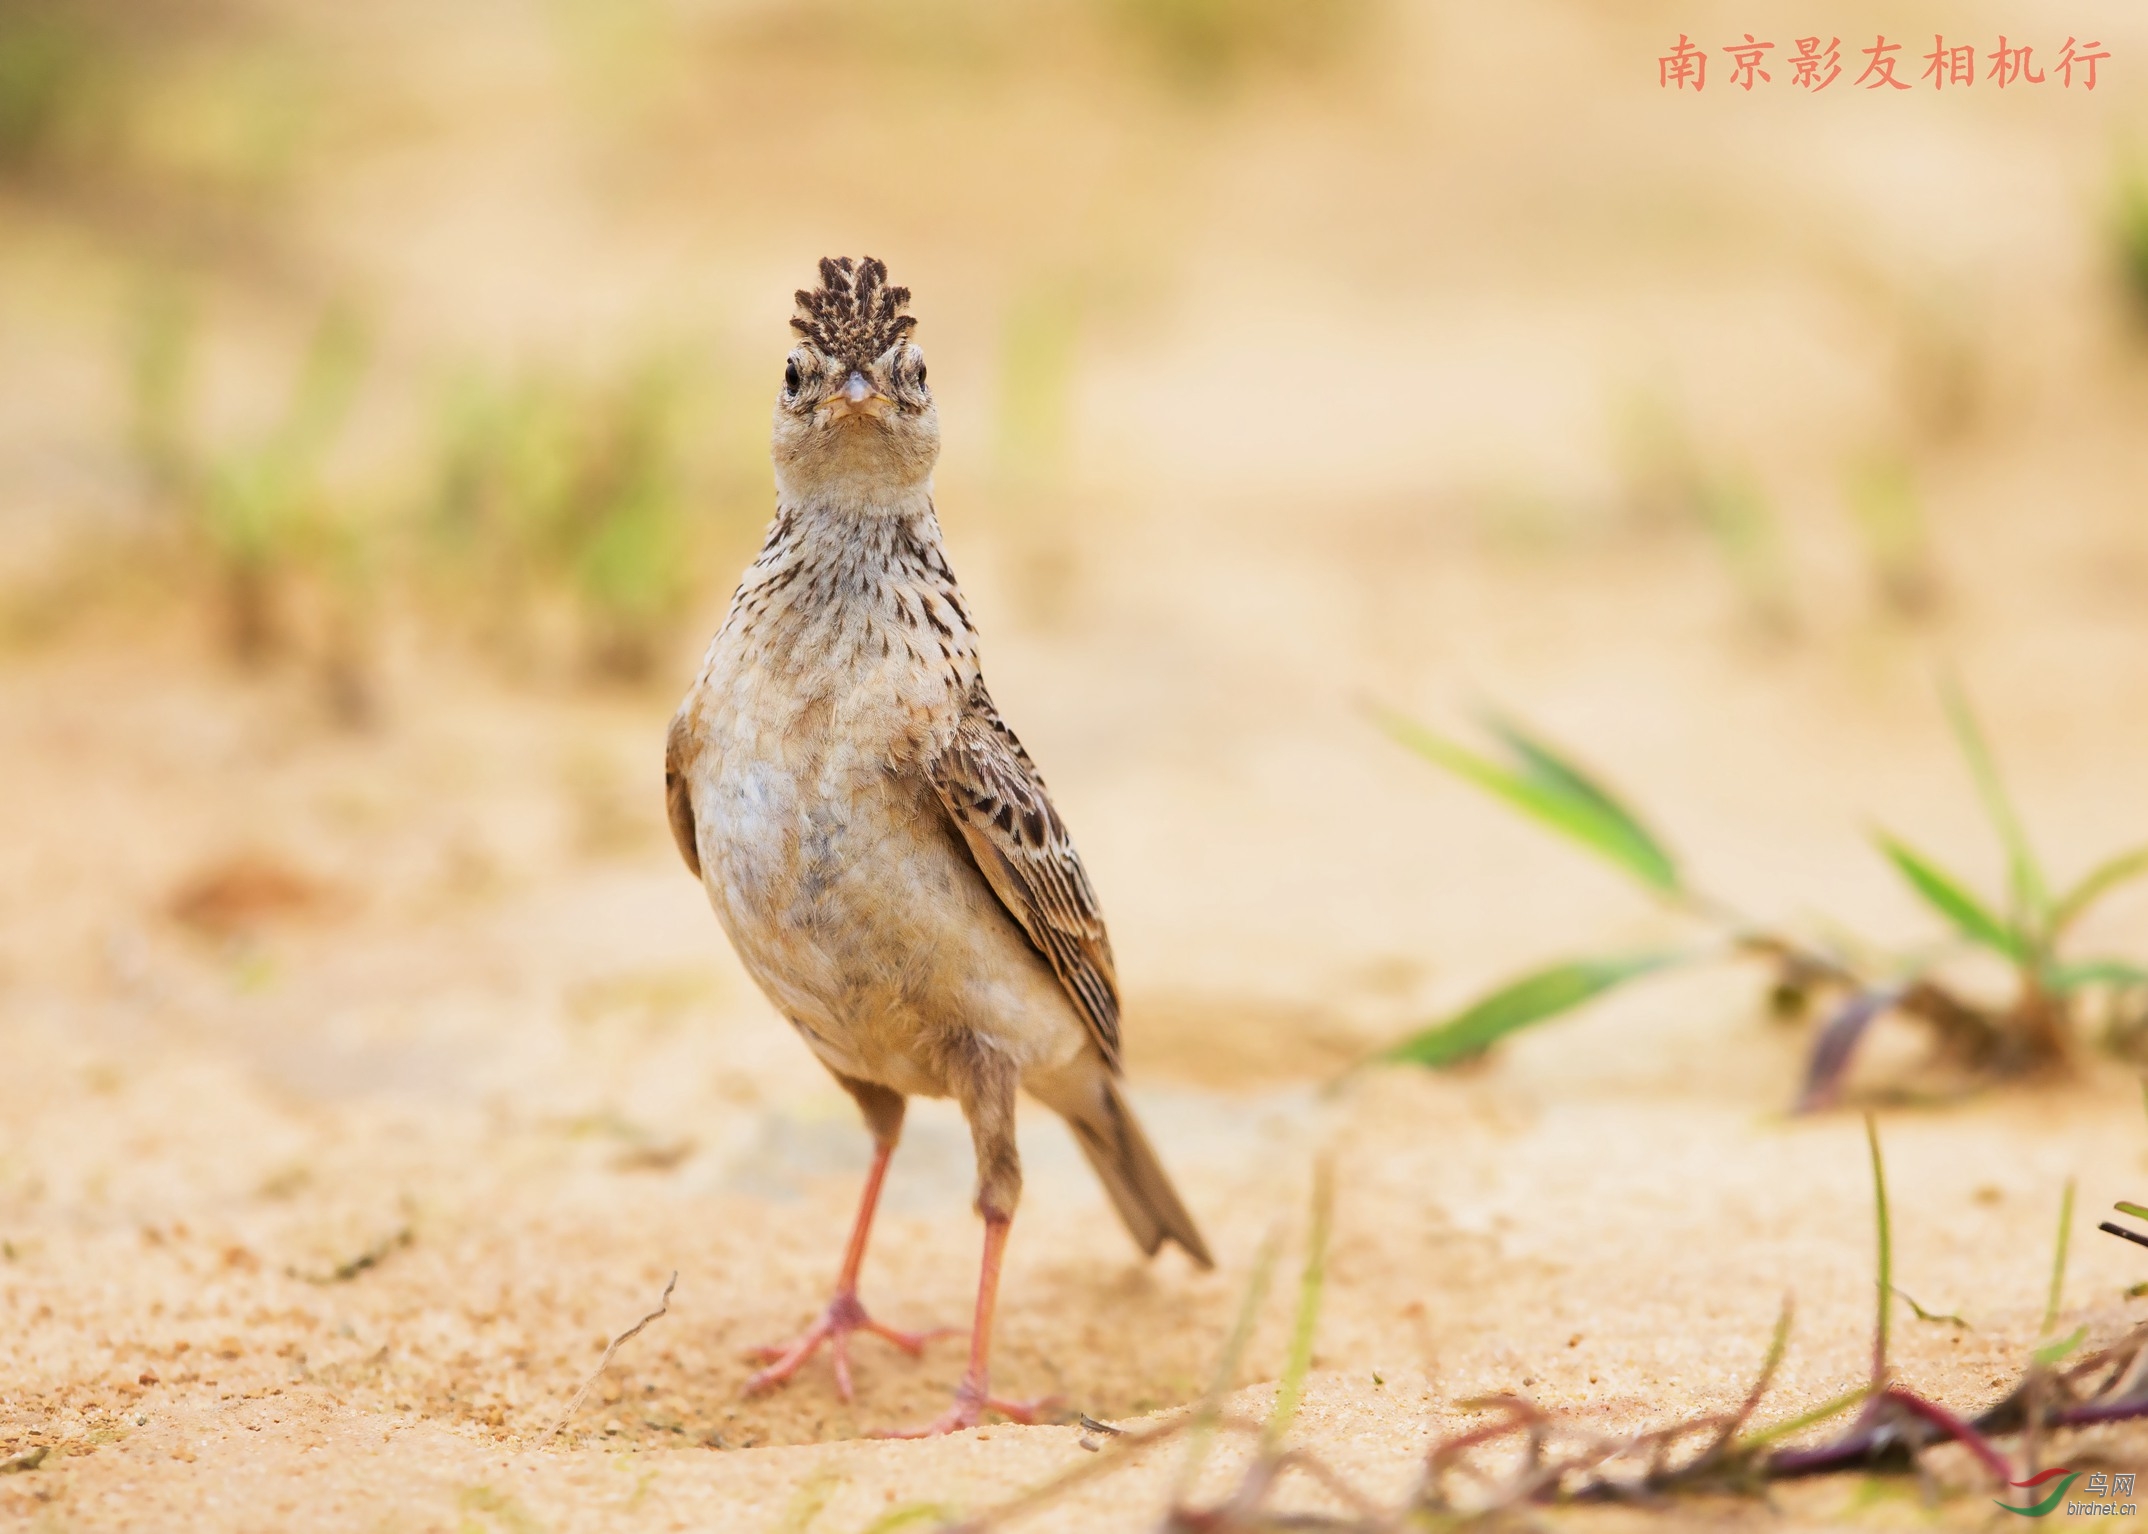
[1056,1072,1214,1269]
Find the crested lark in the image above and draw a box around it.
[667,257,1212,1436]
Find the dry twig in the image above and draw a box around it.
[289,1226,411,1285]
[545,1270,676,1439]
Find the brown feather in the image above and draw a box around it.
[928,682,1122,1071]
[663,710,701,879]
[790,255,918,369]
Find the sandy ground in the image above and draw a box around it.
[4,475,2147,1531]
[5,1,2148,1527]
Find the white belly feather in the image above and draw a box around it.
[687,624,1087,1098]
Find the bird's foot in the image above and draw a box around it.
[743,1290,956,1402]
[871,1377,1064,1438]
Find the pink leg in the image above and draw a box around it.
[874,1213,1059,1437]
[743,1142,954,1401]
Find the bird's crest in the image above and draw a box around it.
[791,256,917,368]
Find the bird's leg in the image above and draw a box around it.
[876,1211,1058,1436]
[745,1082,952,1401]
[877,1047,1059,1437]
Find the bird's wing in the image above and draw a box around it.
[928,682,1122,1071]
[663,710,702,879]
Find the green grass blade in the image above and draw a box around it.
[1940,676,2047,935]
[1379,952,1685,1069]
[776,1465,843,1534]
[1892,1286,1971,1329]
[855,1507,958,1534]
[1712,1298,1794,1454]
[2117,1201,2148,1222]
[2043,1177,2075,1338]
[2050,846,2148,938]
[1873,832,2019,959]
[1174,1232,1278,1501]
[1866,1114,1892,1385]
[1479,712,1683,893]
[2048,959,2148,994]
[1375,709,1680,894]
[1264,1162,1333,1449]
[2033,1324,2088,1367]
[1733,1385,1872,1452]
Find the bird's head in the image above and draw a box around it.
[771,256,938,501]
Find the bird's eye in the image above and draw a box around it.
[783,360,801,395]
[915,361,927,387]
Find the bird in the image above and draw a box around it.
[665,256,1212,1437]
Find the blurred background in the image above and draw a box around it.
[6,0,2147,1034]
[3,0,2148,1510]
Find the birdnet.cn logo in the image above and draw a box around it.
[1995,1469,2136,1518]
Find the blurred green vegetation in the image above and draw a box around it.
[1844,453,1939,619]
[426,358,705,683]
[2117,161,2148,327]
[709,0,1379,92]
[2,0,2139,707]
[1102,0,1378,92]
[0,0,126,175]
[125,280,370,678]
[988,278,1072,610]
[1376,689,2148,1099]
[0,7,90,169]
[995,277,1083,488]
[1617,393,1795,637]
[117,264,769,701]
[0,0,1388,694]
[0,0,320,244]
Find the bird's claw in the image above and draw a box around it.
[742,1291,956,1401]
[871,1379,1064,1438]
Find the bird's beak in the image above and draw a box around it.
[818,370,893,421]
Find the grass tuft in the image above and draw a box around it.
[119,281,381,717]
[1373,679,2148,1106]
[934,1118,2148,1532]
[424,359,703,682]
